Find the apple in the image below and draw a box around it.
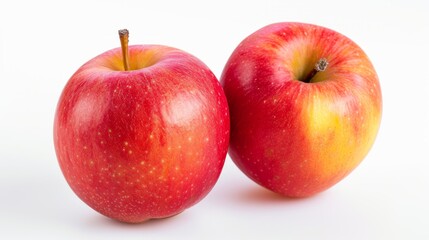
[221,22,382,197]
[54,30,230,223]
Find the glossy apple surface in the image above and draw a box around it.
[54,44,229,222]
[221,22,382,197]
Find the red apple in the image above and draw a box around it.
[221,22,382,197]
[54,30,230,223]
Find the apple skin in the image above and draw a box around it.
[221,22,382,197]
[54,45,230,223]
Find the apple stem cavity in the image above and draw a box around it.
[302,58,329,83]
[118,29,131,71]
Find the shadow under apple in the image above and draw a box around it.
[85,211,187,229]
[218,179,331,206]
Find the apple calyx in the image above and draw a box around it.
[118,29,130,71]
[302,58,328,83]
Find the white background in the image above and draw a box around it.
[1,0,428,239]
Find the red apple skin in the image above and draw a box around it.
[54,45,229,223]
[221,22,382,197]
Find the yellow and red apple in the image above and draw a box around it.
[221,22,382,197]
[54,30,230,222]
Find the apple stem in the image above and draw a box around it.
[302,58,328,83]
[118,29,130,71]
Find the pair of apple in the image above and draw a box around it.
[54,23,382,223]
